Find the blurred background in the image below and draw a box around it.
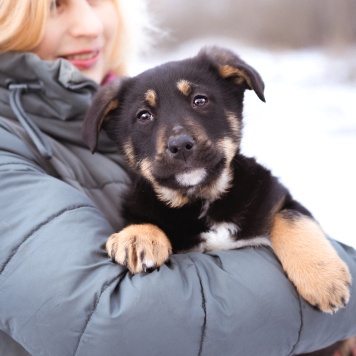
[150,0,356,53]
[134,0,356,248]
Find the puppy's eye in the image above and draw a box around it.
[137,110,154,123]
[193,95,208,107]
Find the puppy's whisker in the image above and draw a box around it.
[207,167,218,175]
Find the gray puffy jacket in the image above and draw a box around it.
[0,52,355,356]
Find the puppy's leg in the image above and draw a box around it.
[270,210,351,313]
[106,224,172,274]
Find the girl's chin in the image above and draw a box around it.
[77,67,106,84]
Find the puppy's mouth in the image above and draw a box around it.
[152,156,225,191]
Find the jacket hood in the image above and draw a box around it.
[0,52,116,155]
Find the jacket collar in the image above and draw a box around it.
[0,52,117,155]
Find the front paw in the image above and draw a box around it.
[294,256,351,313]
[271,212,352,313]
[106,224,172,274]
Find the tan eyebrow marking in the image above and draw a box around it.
[145,89,157,107]
[177,80,192,96]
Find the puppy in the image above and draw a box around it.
[82,46,351,314]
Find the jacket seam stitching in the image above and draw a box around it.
[189,257,207,356]
[73,179,128,190]
[74,270,128,355]
[0,204,95,276]
[288,294,304,356]
[0,163,128,189]
[0,162,38,169]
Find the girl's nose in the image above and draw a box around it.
[68,1,104,38]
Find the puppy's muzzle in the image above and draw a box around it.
[167,134,195,160]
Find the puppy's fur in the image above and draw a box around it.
[82,47,351,315]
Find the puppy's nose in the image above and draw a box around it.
[168,134,195,160]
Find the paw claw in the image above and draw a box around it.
[106,224,172,274]
[299,264,351,313]
[341,297,347,308]
[283,253,351,313]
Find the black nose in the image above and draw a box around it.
[168,134,195,160]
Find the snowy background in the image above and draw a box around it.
[132,0,356,248]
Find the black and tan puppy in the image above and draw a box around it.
[82,47,351,313]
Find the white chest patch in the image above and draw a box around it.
[193,222,271,252]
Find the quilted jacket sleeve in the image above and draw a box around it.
[0,125,356,356]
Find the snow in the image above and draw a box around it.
[133,38,356,248]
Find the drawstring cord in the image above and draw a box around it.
[8,82,53,159]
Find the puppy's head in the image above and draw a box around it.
[82,47,265,207]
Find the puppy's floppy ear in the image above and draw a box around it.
[201,46,265,102]
[82,78,127,153]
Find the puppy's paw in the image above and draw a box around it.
[292,255,351,313]
[106,224,172,274]
[271,211,352,314]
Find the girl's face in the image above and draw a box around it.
[33,0,118,84]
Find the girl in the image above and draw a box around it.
[0,1,355,355]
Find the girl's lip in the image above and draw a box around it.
[61,49,101,69]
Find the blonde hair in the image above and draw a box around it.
[0,0,155,75]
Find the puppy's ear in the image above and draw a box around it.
[82,78,127,153]
[201,46,265,102]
